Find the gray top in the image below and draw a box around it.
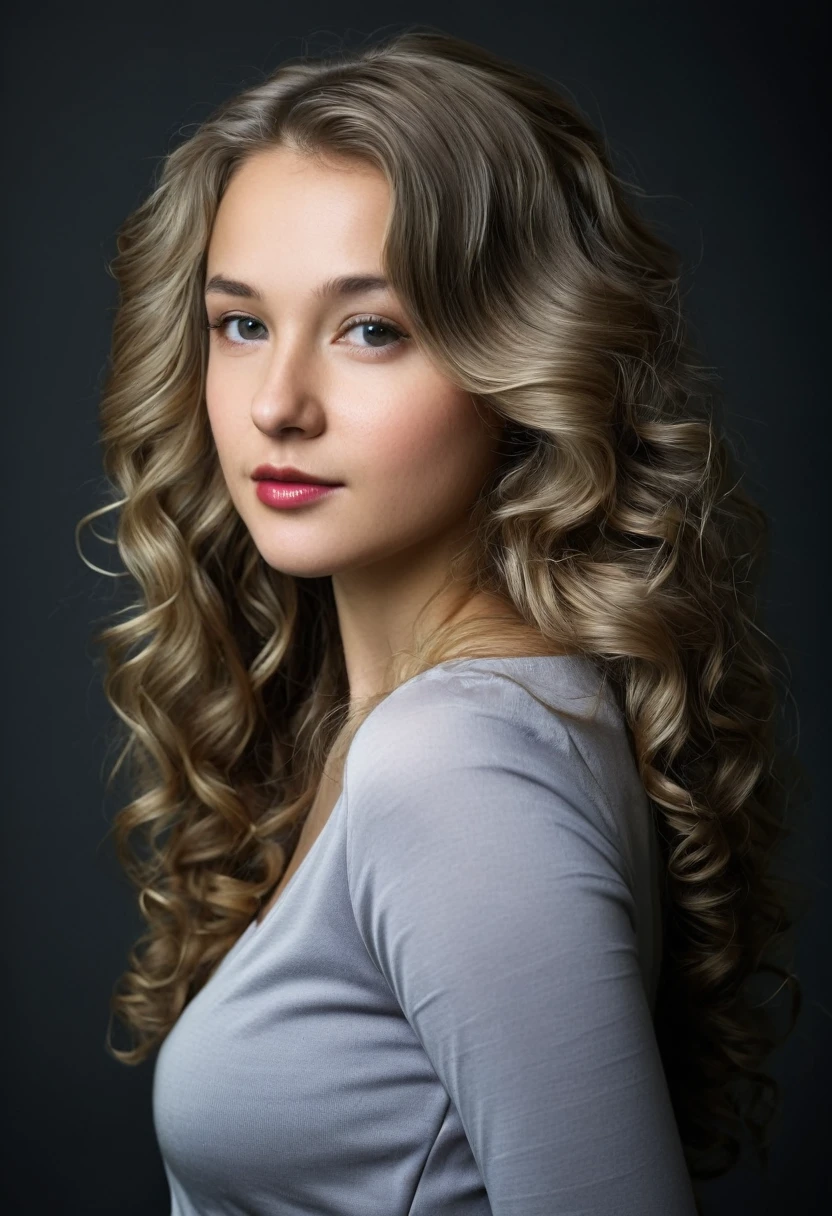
[152,655,698,1215]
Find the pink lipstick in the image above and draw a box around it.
[255,481,341,508]
[251,463,343,510]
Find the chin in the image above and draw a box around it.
[256,553,341,579]
[250,538,354,580]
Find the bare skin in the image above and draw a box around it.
[204,144,544,922]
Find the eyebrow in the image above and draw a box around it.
[204,273,390,301]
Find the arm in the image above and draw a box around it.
[345,674,698,1216]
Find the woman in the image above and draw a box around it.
[81,26,801,1216]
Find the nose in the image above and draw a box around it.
[249,341,326,438]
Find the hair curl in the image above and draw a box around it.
[78,26,806,1206]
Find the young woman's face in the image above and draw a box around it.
[204,145,504,580]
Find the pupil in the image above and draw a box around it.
[364,323,387,346]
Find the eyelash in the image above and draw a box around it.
[205,312,408,358]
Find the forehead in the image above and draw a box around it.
[206,147,392,289]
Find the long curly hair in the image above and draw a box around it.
[78,26,805,1204]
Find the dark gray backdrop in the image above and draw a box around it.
[2,2,827,1212]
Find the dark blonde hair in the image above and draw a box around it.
[79,26,805,1205]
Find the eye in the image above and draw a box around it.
[338,315,408,356]
[206,314,267,345]
[205,312,409,357]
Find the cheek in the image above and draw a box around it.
[205,395,244,490]
[368,384,485,483]
[205,398,229,459]
[205,364,239,446]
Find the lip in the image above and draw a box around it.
[252,464,342,486]
[255,481,341,509]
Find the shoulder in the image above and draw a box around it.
[343,658,644,990]
[346,659,565,781]
[343,658,629,864]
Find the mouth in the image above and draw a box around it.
[253,476,343,511]
[252,464,343,487]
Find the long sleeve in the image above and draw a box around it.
[344,670,698,1216]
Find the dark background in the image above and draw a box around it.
[2,2,828,1212]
